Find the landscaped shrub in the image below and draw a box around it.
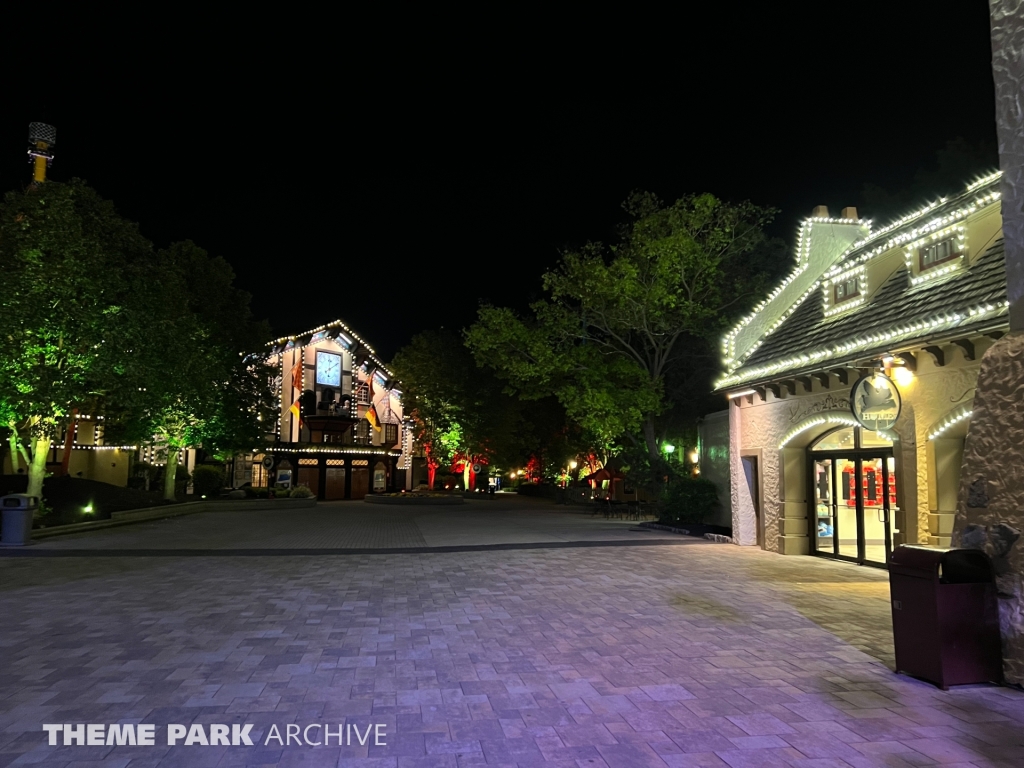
[192,465,225,498]
[243,486,270,498]
[660,477,719,526]
[289,485,315,499]
[174,469,192,497]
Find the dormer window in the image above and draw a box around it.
[834,277,860,304]
[907,226,966,286]
[919,237,960,272]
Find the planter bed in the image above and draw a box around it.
[30,498,317,540]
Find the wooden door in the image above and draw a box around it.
[326,467,346,500]
[297,467,319,498]
[350,468,369,500]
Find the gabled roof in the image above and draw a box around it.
[716,174,1006,389]
[267,318,393,377]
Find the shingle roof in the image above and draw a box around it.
[726,238,1007,384]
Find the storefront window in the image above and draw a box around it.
[251,455,268,488]
[810,426,892,451]
[860,429,894,448]
[812,426,855,451]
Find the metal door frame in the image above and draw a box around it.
[808,447,894,569]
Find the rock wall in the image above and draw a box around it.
[954,0,1024,685]
[954,333,1024,686]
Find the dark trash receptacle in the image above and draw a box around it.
[889,545,1002,689]
[1,494,37,546]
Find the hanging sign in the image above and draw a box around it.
[850,373,901,431]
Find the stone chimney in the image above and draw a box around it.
[811,205,829,218]
[841,206,859,220]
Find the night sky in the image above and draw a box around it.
[0,2,997,360]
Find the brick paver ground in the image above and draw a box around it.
[0,500,1022,767]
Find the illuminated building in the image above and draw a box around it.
[709,173,1006,563]
[230,319,412,499]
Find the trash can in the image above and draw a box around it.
[889,545,1002,689]
[1,494,38,546]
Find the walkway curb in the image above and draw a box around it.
[30,498,318,540]
[0,537,702,557]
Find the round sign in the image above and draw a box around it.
[261,455,275,470]
[472,463,482,474]
[850,373,902,431]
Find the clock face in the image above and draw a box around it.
[315,351,341,387]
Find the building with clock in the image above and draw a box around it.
[708,172,1007,566]
[228,318,412,499]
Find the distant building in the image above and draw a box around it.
[1,415,138,488]
[230,319,412,500]
[715,172,1005,564]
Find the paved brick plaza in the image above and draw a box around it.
[1,498,1022,767]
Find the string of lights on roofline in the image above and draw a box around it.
[721,216,865,364]
[265,446,403,457]
[715,299,1010,390]
[720,172,1003,373]
[268,319,394,378]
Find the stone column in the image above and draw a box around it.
[952,0,1024,685]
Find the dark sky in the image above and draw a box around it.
[0,3,997,360]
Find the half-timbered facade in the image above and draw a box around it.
[232,319,412,499]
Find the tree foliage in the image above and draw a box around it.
[467,192,783,464]
[0,182,273,504]
[0,180,154,498]
[391,329,583,486]
[127,241,274,499]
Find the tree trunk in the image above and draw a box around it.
[6,432,20,473]
[643,417,660,463]
[163,448,179,501]
[26,436,50,502]
[60,410,77,476]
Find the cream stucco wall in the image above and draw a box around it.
[730,355,987,553]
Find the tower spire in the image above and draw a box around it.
[27,122,56,183]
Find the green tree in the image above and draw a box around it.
[392,329,584,488]
[467,192,781,465]
[125,241,274,500]
[0,180,154,502]
[391,329,484,488]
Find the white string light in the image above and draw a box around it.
[720,173,1004,386]
[927,404,973,441]
[716,299,1010,389]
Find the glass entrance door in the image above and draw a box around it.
[809,427,897,567]
[812,456,861,561]
[860,455,895,565]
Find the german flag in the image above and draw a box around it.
[366,403,382,432]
